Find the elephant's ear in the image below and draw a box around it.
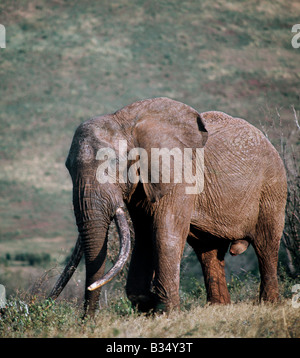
[131,100,208,202]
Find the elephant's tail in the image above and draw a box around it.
[48,235,83,300]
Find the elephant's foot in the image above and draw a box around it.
[259,276,279,303]
[207,292,231,305]
[154,299,180,314]
[152,286,181,314]
[206,275,231,305]
[128,292,180,314]
[128,293,156,313]
[260,291,279,303]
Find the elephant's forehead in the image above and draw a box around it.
[78,116,123,146]
[78,139,94,162]
[93,126,126,153]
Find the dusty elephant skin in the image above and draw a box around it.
[49,97,287,317]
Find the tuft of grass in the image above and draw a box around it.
[1,294,299,338]
[0,296,82,338]
[1,273,299,338]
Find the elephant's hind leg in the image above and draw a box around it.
[252,232,281,302]
[188,233,231,304]
[252,185,286,302]
[252,210,284,302]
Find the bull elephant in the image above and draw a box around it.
[49,97,287,316]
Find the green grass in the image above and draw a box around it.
[0,0,299,337]
[1,267,298,338]
[1,286,299,338]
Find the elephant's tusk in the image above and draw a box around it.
[88,207,131,291]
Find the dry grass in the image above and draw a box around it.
[80,302,300,338]
[2,299,298,338]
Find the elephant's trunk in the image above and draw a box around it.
[88,207,131,291]
[49,171,131,314]
[48,207,131,307]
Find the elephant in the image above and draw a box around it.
[49,97,287,316]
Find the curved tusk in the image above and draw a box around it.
[49,235,83,299]
[88,207,131,291]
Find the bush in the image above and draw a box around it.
[0,296,81,337]
[14,252,51,267]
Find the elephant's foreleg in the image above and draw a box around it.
[152,232,184,312]
[188,235,230,304]
[152,195,193,312]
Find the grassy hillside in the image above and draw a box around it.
[0,0,299,337]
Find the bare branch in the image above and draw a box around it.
[292,105,300,131]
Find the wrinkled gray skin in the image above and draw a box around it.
[49,97,287,317]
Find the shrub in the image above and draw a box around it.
[14,252,51,267]
[0,296,81,338]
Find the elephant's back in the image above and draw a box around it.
[192,111,286,239]
[201,111,266,154]
[200,111,273,180]
[201,111,286,182]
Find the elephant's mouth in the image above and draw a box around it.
[48,206,131,299]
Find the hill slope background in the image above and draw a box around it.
[0,0,299,329]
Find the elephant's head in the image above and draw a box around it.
[49,97,207,315]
